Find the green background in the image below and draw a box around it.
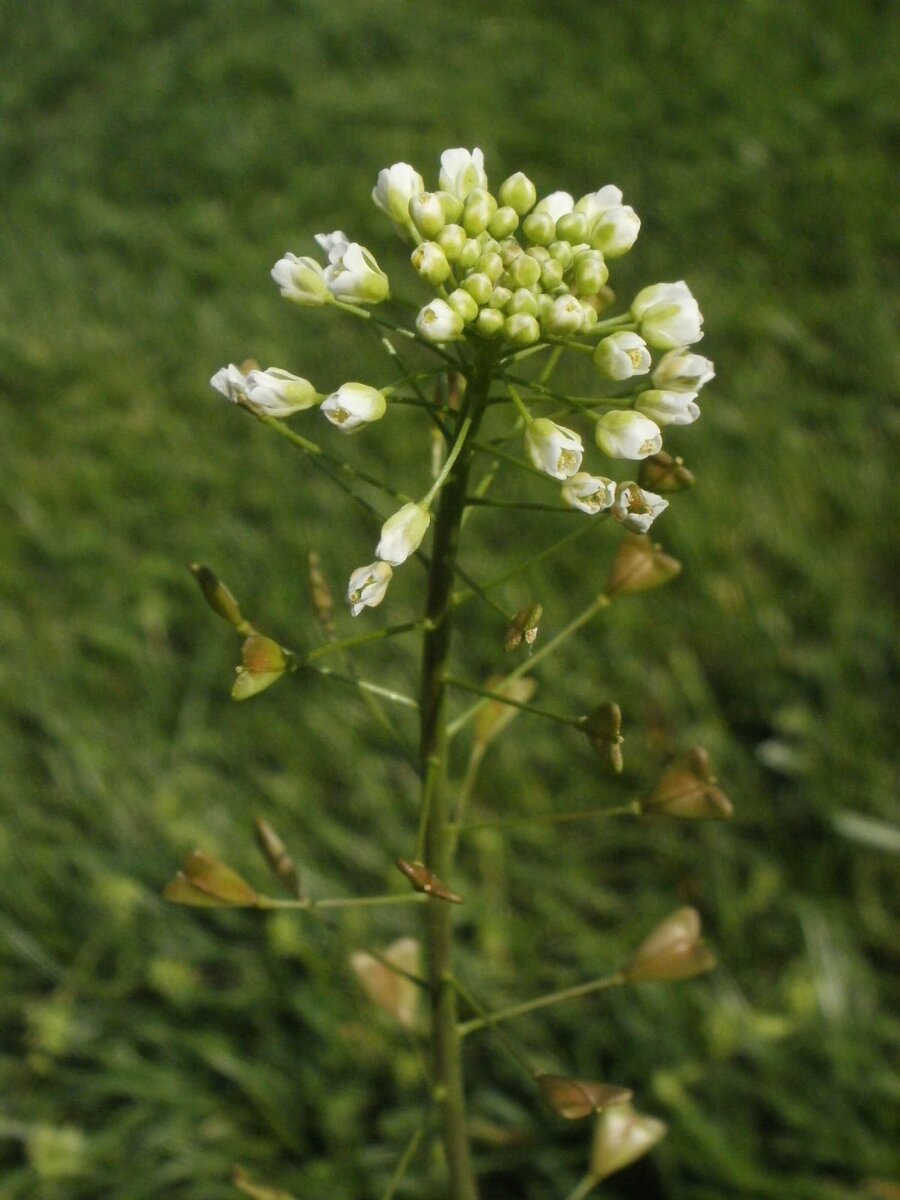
[1,1,897,1197]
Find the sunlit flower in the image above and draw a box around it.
[611,482,668,533]
[270,253,331,306]
[632,281,703,349]
[376,502,431,566]
[651,347,716,392]
[525,418,583,480]
[210,363,249,404]
[561,472,617,514]
[416,298,465,343]
[533,191,575,222]
[589,205,641,258]
[635,389,701,426]
[324,241,390,305]
[593,331,652,380]
[372,162,425,225]
[321,383,387,432]
[574,184,623,222]
[347,561,393,616]
[439,147,487,199]
[595,410,662,460]
[244,368,319,417]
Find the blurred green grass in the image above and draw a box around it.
[1,1,897,1197]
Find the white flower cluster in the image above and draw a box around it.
[211,147,716,619]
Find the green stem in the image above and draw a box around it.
[417,349,495,1200]
[305,664,419,709]
[445,676,585,729]
[381,1118,430,1200]
[449,974,536,1079]
[564,1175,600,1200]
[256,892,427,912]
[306,620,428,662]
[458,971,625,1037]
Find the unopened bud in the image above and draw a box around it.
[409,192,446,239]
[555,211,590,243]
[462,271,494,306]
[411,241,452,286]
[539,258,565,291]
[542,294,585,338]
[521,211,557,246]
[582,702,624,774]
[536,1073,632,1120]
[395,859,464,904]
[622,906,716,983]
[447,287,479,324]
[189,564,252,634]
[474,307,505,338]
[571,249,610,297]
[642,747,733,820]
[436,223,467,261]
[638,451,696,493]
[164,849,259,908]
[436,190,464,224]
[605,533,682,597]
[498,171,537,215]
[505,603,543,652]
[589,1103,668,1182]
[503,313,541,346]
[462,187,497,236]
[475,250,504,281]
[487,205,519,239]
[506,253,542,290]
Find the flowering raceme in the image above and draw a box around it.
[210,146,714,618]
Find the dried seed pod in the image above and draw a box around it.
[164,849,259,908]
[505,603,543,652]
[623,906,716,983]
[536,1072,632,1120]
[189,563,253,634]
[605,533,681,598]
[349,937,421,1030]
[474,675,538,748]
[642,747,733,820]
[589,1103,668,1181]
[395,859,464,904]
[638,450,696,493]
[582,702,624,774]
[232,634,290,701]
[308,550,336,641]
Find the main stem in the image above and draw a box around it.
[419,350,493,1200]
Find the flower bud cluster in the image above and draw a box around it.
[393,149,642,350]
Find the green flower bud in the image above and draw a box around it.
[521,211,556,246]
[498,171,537,215]
[436,223,467,260]
[457,238,482,271]
[475,250,504,281]
[556,211,590,243]
[580,299,599,331]
[507,287,539,317]
[526,244,551,263]
[499,237,524,267]
[462,187,497,236]
[548,240,575,269]
[436,190,464,223]
[474,306,505,338]
[507,253,542,290]
[488,285,513,310]
[571,249,609,296]
[447,287,479,324]
[540,259,565,291]
[462,272,494,306]
[409,192,446,239]
[411,241,452,286]
[542,293,585,337]
[503,312,541,346]
[487,205,519,239]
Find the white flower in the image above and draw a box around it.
[376,502,431,566]
[631,281,703,350]
[347,561,393,616]
[321,383,387,432]
[590,205,641,258]
[542,294,585,337]
[210,363,249,404]
[651,347,716,392]
[574,185,623,222]
[324,241,390,305]
[416,298,465,343]
[561,472,616,514]
[315,230,350,261]
[612,482,668,533]
[372,162,425,224]
[593,331,652,380]
[439,147,487,200]
[595,410,663,460]
[635,389,700,426]
[242,368,319,417]
[270,253,332,306]
[525,418,584,480]
[534,191,575,223]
